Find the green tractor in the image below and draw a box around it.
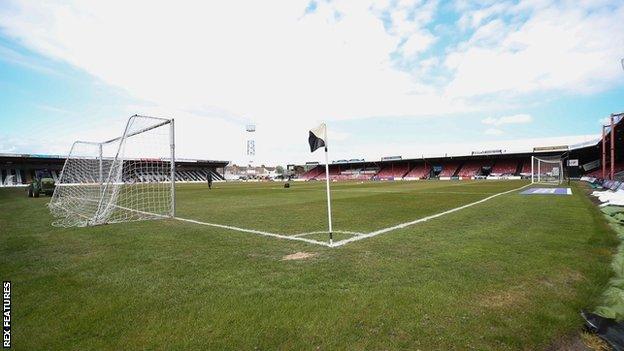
[27,170,56,198]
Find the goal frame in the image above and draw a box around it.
[49,114,176,227]
[531,156,563,185]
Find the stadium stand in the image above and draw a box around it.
[301,165,324,180]
[318,164,376,181]
[438,161,461,178]
[519,158,533,176]
[457,160,490,178]
[293,113,624,182]
[376,163,410,179]
[587,161,624,178]
[490,159,520,176]
[4,111,623,185]
[0,153,227,186]
[404,163,431,179]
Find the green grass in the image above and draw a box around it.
[176,179,528,236]
[0,180,618,350]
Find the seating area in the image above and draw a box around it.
[0,166,223,185]
[327,174,371,181]
[587,161,624,179]
[404,163,431,179]
[0,168,47,186]
[491,159,520,176]
[457,161,488,178]
[319,166,377,181]
[376,164,410,179]
[175,169,224,182]
[0,169,23,186]
[300,166,325,180]
[62,167,224,184]
[438,162,461,177]
[302,164,384,181]
[519,158,532,176]
[316,166,341,180]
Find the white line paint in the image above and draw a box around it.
[332,189,498,195]
[174,217,331,247]
[170,182,529,248]
[330,183,531,247]
[292,230,364,238]
[59,194,332,246]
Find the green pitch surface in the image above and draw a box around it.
[0,180,618,349]
[176,179,529,244]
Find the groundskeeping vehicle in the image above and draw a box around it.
[27,170,55,198]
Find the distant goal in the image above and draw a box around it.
[49,115,175,227]
[531,156,563,184]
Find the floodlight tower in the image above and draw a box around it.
[246,124,256,171]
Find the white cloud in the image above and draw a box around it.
[445,1,624,97]
[0,0,622,164]
[482,113,533,126]
[0,0,453,164]
[0,44,65,77]
[484,128,504,136]
[0,0,434,122]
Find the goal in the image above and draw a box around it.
[531,156,563,184]
[49,115,175,227]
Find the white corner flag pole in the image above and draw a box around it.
[323,130,333,246]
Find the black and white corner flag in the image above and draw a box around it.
[308,122,333,245]
[309,123,327,152]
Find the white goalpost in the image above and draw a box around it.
[49,115,175,227]
[531,156,563,184]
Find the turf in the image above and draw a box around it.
[0,180,618,350]
[176,179,528,236]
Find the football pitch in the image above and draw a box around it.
[174,179,530,245]
[0,180,618,350]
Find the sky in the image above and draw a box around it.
[0,0,623,166]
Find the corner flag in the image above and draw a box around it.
[308,123,333,245]
[309,124,327,152]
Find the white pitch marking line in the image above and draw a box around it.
[174,217,331,247]
[174,183,529,248]
[291,230,365,238]
[332,189,498,195]
[330,183,531,247]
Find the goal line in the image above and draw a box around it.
[173,217,333,247]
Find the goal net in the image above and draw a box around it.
[49,115,175,227]
[531,156,563,184]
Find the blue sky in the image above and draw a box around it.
[0,0,623,165]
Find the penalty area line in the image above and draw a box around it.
[331,183,531,248]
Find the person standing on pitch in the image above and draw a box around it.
[207,172,213,190]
